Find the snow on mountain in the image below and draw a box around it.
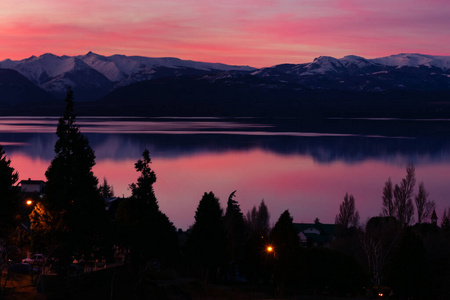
[283,55,377,76]
[371,53,450,70]
[78,52,255,82]
[0,52,255,93]
[79,52,125,82]
[1,53,78,84]
[0,52,448,101]
[340,55,375,68]
[302,56,344,75]
[251,53,450,92]
[0,52,256,100]
[292,53,450,76]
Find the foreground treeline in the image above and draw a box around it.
[1,90,450,299]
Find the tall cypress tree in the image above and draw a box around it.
[33,89,107,259]
[223,191,246,279]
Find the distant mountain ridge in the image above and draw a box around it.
[1,52,449,100]
[0,52,255,101]
[253,53,450,92]
[0,52,449,117]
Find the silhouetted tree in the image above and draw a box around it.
[128,149,158,211]
[414,182,435,224]
[34,89,108,264]
[29,202,58,251]
[381,178,394,217]
[0,146,20,237]
[393,163,416,225]
[0,146,21,256]
[246,199,270,239]
[361,216,401,286]
[335,193,360,229]
[270,210,300,255]
[269,210,300,288]
[99,177,114,198]
[242,200,272,283]
[185,191,226,283]
[116,149,178,268]
[223,190,246,278]
[442,208,450,231]
[332,193,364,264]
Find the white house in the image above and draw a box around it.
[294,221,336,247]
[19,178,45,193]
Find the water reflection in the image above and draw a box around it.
[1,117,450,229]
[4,130,450,164]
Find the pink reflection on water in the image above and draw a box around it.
[9,149,450,231]
[9,154,48,181]
[93,159,137,198]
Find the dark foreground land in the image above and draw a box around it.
[2,265,376,300]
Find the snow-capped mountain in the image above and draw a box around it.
[0,52,255,101]
[253,53,450,91]
[0,52,449,103]
[80,51,256,82]
[372,53,450,69]
[256,53,450,76]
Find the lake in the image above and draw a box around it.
[1,116,450,230]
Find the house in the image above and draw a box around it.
[19,178,45,194]
[293,221,336,247]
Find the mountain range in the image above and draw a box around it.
[0,52,449,117]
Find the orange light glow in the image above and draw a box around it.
[267,246,273,252]
[26,200,33,206]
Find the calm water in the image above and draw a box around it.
[1,116,450,229]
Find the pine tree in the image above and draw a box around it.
[185,191,226,282]
[116,149,177,268]
[270,210,300,255]
[223,191,246,277]
[129,149,158,212]
[99,177,114,198]
[243,200,271,283]
[269,210,301,287]
[246,200,270,238]
[33,89,107,259]
[0,145,20,239]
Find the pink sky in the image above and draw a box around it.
[0,0,448,67]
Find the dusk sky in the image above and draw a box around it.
[1,0,449,67]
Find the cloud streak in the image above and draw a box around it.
[0,0,448,67]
